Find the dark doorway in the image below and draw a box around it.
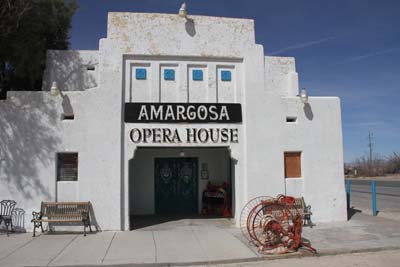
[155,157,198,215]
[129,147,235,230]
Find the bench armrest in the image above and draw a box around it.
[81,211,90,221]
[31,211,42,222]
[305,205,312,215]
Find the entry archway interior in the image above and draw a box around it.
[128,147,235,229]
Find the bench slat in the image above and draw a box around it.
[42,202,90,205]
[33,219,83,222]
[45,214,84,217]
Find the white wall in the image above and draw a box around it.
[106,13,255,57]
[0,86,124,231]
[264,56,299,97]
[281,97,347,222]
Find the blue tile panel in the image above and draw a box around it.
[221,70,231,81]
[192,69,203,81]
[135,68,147,80]
[164,69,175,80]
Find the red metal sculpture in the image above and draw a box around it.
[240,195,317,254]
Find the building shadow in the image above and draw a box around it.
[0,92,60,200]
[89,202,101,232]
[42,50,98,92]
[12,208,26,233]
[348,207,362,220]
[303,103,314,120]
[0,207,26,234]
[185,18,196,37]
[0,51,98,220]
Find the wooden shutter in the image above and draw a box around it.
[57,153,78,181]
[284,152,301,178]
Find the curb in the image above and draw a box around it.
[315,245,400,257]
[35,246,400,267]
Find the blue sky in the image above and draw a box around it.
[70,0,400,163]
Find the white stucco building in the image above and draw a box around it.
[0,12,347,232]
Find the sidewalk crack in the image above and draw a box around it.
[101,232,116,264]
[192,227,210,263]
[0,235,37,261]
[47,234,79,266]
[152,231,158,263]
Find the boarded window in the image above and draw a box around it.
[57,153,78,181]
[284,152,301,178]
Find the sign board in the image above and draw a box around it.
[124,103,242,123]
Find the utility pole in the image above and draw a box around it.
[368,131,374,176]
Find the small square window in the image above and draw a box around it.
[57,153,78,181]
[164,69,175,80]
[284,152,301,178]
[136,68,147,80]
[221,70,231,81]
[62,114,75,120]
[192,69,203,81]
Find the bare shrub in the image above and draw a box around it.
[349,152,400,177]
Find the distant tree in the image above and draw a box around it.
[0,0,78,99]
[350,154,387,177]
[350,152,400,177]
[386,152,400,174]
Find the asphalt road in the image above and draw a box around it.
[205,249,400,267]
[348,179,400,217]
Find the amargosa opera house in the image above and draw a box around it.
[0,12,347,232]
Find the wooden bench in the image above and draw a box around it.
[294,197,313,227]
[31,202,93,237]
[261,197,314,227]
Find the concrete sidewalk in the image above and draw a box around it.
[1,214,400,267]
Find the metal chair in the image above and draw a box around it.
[0,200,17,236]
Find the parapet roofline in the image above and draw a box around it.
[105,12,256,55]
[107,12,255,24]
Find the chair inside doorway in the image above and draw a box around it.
[201,182,232,217]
